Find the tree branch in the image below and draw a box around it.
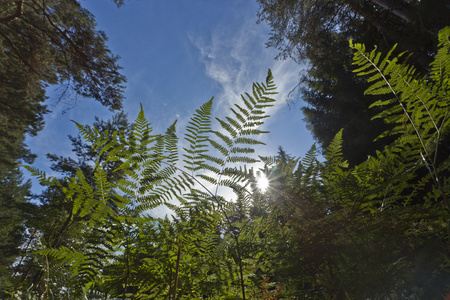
[0,0,23,24]
[0,29,42,76]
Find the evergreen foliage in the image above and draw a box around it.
[0,169,32,294]
[0,1,126,278]
[3,28,450,299]
[257,0,450,165]
[0,0,126,175]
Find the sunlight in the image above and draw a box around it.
[256,173,269,192]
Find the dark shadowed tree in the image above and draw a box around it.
[0,2,127,288]
[301,28,394,165]
[257,0,449,67]
[257,0,450,165]
[0,0,126,175]
[0,169,32,294]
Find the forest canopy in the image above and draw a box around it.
[3,26,450,298]
[0,1,449,299]
[0,0,126,175]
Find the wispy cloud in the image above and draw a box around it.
[152,16,307,213]
[187,15,310,172]
[189,18,301,123]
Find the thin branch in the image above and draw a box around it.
[0,0,23,24]
[0,29,42,76]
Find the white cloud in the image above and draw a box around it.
[189,17,303,129]
[167,16,304,211]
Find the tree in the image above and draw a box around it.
[0,169,32,294]
[0,1,127,288]
[257,0,450,164]
[300,28,393,165]
[0,0,126,175]
[4,112,130,297]
[258,0,449,66]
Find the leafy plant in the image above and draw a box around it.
[350,26,450,212]
[9,70,278,299]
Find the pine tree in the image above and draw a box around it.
[0,0,126,175]
[257,0,450,164]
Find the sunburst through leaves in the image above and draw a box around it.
[256,172,269,192]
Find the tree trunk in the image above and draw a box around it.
[343,0,403,42]
[370,0,416,23]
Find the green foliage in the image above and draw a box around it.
[0,0,126,178]
[6,27,450,299]
[240,26,450,299]
[0,2,126,278]
[350,26,450,209]
[0,169,32,295]
[8,70,278,299]
[258,0,450,166]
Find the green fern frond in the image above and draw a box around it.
[351,28,450,210]
[197,174,219,185]
[184,98,213,174]
[302,144,318,169]
[72,121,99,142]
[324,129,349,168]
[227,156,259,164]
[350,39,431,159]
[209,139,230,157]
[216,118,238,138]
[430,26,450,84]
[258,156,278,166]
[230,146,255,154]
[23,166,57,186]
[164,121,178,165]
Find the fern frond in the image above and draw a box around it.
[164,121,178,165]
[350,39,430,159]
[72,121,99,142]
[184,98,213,174]
[23,166,57,186]
[324,129,349,169]
[198,174,219,185]
[302,144,319,169]
[430,26,450,85]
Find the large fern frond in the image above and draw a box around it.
[350,32,450,165]
[203,70,277,196]
[183,98,213,174]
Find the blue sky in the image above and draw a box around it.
[26,0,314,195]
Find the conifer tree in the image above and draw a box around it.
[0,0,126,175]
[257,0,450,164]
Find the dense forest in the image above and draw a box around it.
[0,0,449,299]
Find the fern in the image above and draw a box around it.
[17,70,281,299]
[350,27,450,208]
[183,98,213,175]
[203,70,277,198]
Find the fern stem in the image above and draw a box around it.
[172,242,182,300]
[41,255,49,300]
[401,77,440,133]
[235,236,246,300]
[160,161,247,300]
[354,47,431,161]
[123,225,130,299]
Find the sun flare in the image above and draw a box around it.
[256,173,269,192]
